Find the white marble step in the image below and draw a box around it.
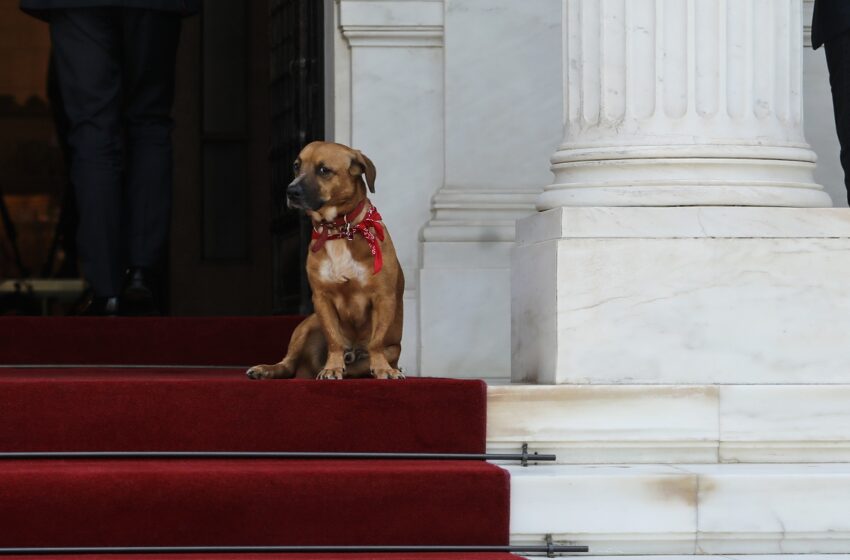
[487,384,850,464]
[508,464,850,555]
[520,556,850,560]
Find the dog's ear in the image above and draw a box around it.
[350,150,376,193]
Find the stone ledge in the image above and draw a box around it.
[517,207,850,245]
[488,385,719,464]
[508,464,850,555]
[488,385,850,464]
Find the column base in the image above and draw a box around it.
[512,207,850,384]
[541,146,833,209]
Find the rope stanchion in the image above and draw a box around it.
[0,544,589,555]
[0,447,555,465]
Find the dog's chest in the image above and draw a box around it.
[318,240,369,284]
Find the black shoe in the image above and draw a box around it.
[80,296,120,316]
[121,267,160,316]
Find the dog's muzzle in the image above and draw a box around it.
[286,174,323,210]
[287,175,306,204]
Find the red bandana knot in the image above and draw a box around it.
[310,202,385,274]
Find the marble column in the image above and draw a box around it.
[540,0,832,208]
[512,0,850,385]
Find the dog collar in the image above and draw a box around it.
[311,201,385,274]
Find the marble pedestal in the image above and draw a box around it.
[420,241,515,380]
[512,207,850,385]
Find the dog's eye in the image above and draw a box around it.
[318,166,332,176]
[293,161,300,174]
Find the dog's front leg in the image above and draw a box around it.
[312,292,348,379]
[368,295,403,380]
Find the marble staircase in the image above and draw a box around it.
[487,384,850,555]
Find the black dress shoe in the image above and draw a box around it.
[121,267,160,316]
[80,296,120,316]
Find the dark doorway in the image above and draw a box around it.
[168,0,270,315]
[269,0,325,315]
[168,0,324,315]
[0,1,325,316]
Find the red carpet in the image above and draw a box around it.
[0,371,486,453]
[0,317,303,365]
[0,460,508,547]
[0,318,512,558]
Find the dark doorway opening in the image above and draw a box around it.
[169,0,325,315]
[0,1,325,316]
[269,0,325,315]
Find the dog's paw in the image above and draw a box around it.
[317,367,345,380]
[246,364,289,380]
[246,365,270,379]
[370,367,405,380]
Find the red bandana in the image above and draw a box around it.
[310,200,385,274]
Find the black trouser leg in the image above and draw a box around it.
[121,9,180,268]
[49,8,123,297]
[47,50,80,278]
[826,30,850,206]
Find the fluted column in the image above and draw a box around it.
[538,0,832,209]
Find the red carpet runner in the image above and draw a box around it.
[0,316,306,366]
[0,370,487,453]
[0,318,514,559]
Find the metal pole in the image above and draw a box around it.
[0,545,588,555]
[0,450,556,463]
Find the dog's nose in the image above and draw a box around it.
[287,179,304,199]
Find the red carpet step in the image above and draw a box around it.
[0,317,511,556]
[0,460,509,548]
[0,371,486,453]
[0,317,303,366]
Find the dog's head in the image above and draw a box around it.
[286,141,376,221]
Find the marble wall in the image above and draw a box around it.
[330,0,848,378]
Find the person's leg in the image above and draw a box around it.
[826,30,850,205]
[46,50,79,278]
[49,8,124,298]
[121,9,181,271]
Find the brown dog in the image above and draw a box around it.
[247,142,404,380]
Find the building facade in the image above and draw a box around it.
[326,0,846,381]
